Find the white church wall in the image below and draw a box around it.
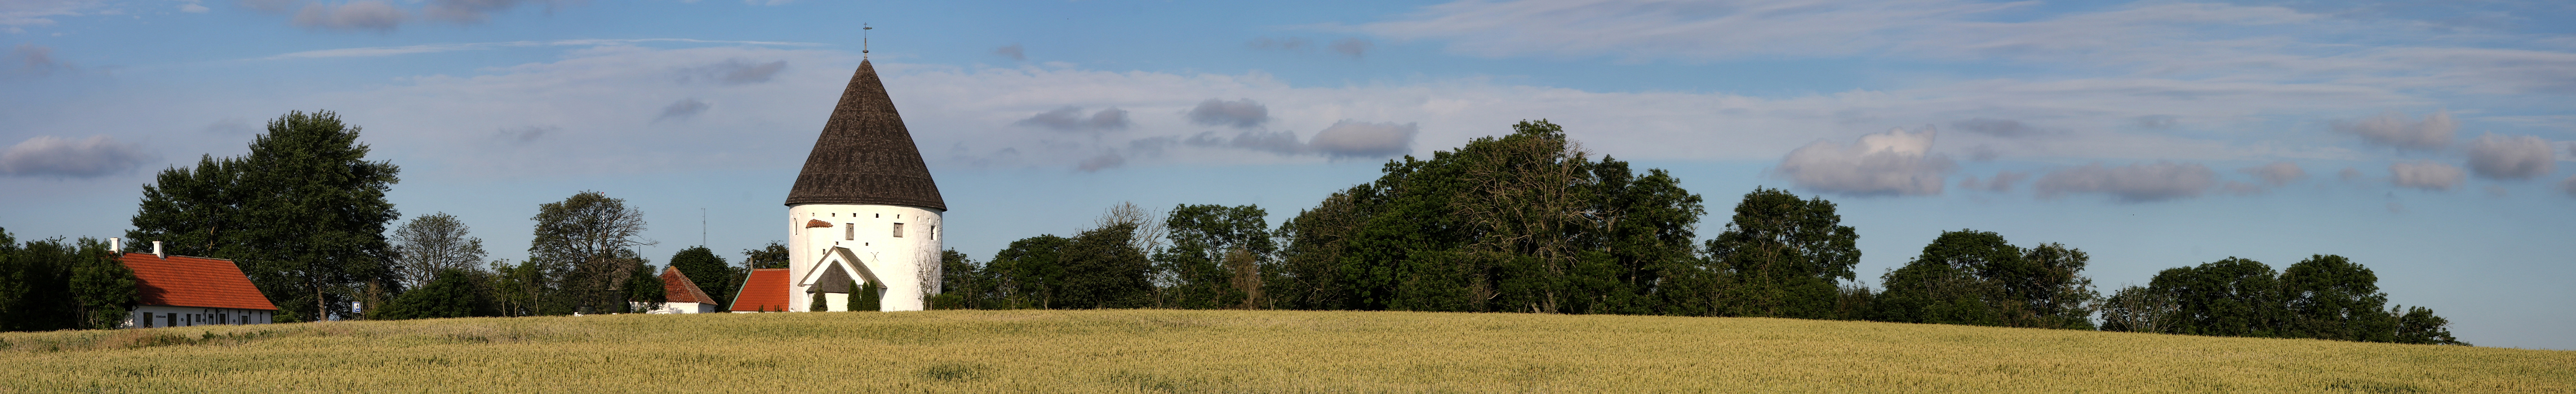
[787,203,943,312]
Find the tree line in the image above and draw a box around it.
[931,120,2464,346]
[0,113,2467,346]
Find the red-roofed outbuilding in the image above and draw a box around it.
[120,252,278,328]
[728,268,790,312]
[639,267,721,314]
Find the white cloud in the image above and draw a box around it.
[263,39,820,60]
[2033,162,2215,203]
[1307,120,1416,158]
[2239,161,2305,186]
[0,0,92,30]
[1775,126,1952,196]
[994,44,1024,61]
[656,98,709,121]
[178,1,208,13]
[1186,98,1269,129]
[2464,133,2555,180]
[0,135,152,178]
[291,1,406,32]
[2389,160,2464,191]
[2331,110,2455,151]
[1330,38,1371,59]
[1016,106,1131,132]
[682,59,787,85]
[421,0,581,25]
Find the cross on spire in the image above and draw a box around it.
[862,24,872,57]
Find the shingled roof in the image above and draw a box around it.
[785,60,946,210]
[660,267,717,305]
[122,253,278,311]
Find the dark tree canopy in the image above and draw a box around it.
[668,246,735,306]
[1703,187,1861,319]
[1155,204,1274,310]
[0,232,137,331]
[375,268,496,320]
[2151,257,2288,338]
[1876,230,2100,329]
[527,191,652,314]
[128,110,401,322]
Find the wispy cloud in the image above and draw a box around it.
[263,38,825,60]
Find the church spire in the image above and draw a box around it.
[784,59,945,210]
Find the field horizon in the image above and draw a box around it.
[5,309,2568,393]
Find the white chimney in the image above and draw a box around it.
[153,241,166,259]
[109,238,122,254]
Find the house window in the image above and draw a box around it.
[845,223,854,240]
[930,225,937,240]
[140,312,153,328]
[893,223,905,238]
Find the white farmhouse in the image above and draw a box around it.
[748,59,946,312]
[119,247,279,328]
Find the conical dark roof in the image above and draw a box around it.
[785,60,945,210]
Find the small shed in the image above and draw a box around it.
[643,267,721,314]
[120,252,279,328]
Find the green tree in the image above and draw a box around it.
[1703,187,1859,319]
[741,241,789,269]
[390,212,487,289]
[2279,254,2395,342]
[2099,285,2177,333]
[128,110,402,322]
[622,262,665,313]
[851,280,884,312]
[0,231,138,331]
[1058,222,1154,308]
[2392,305,2466,345]
[376,268,495,320]
[527,191,652,315]
[2010,243,2099,329]
[2149,257,2286,338]
[1156,204,1274,310]
[1874,230,2021,326]
[668,246,734,306]
[1270,120,1703,315]
[986,235,1070,309]
[931,249,979,310]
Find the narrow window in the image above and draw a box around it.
[845,223,854,240]
[930,225,937,240]
[141,312,153,328]
[893,223,905,238]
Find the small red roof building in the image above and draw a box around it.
[660,267,717,305]
[728,268,791,312]
[122,252,277,311]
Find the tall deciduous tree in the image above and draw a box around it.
[1156,204,1274,310]
[741,241,789,269]
[128,110,401,322]
[1058,222,1153,308]
[527,191,652,314]
[1702,187,1860,319]
[2149,257,2287,338]
[0,231,139,331]
[2279,254,2395,342]
[390,212,487,289]
[1877,230,2018,326]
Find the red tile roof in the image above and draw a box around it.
[661,267,717,305]
[728,268,790,312]
[122,253,278,311]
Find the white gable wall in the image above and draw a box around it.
[787,203,942,312]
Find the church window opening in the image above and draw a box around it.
[930,225,937,240]
[893,223,905,238]
[845,223,854,240]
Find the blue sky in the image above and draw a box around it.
[3,0,2570,349]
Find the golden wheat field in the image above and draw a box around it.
[1,310,2567,393]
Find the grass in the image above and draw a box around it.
[2,309,2568,393]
